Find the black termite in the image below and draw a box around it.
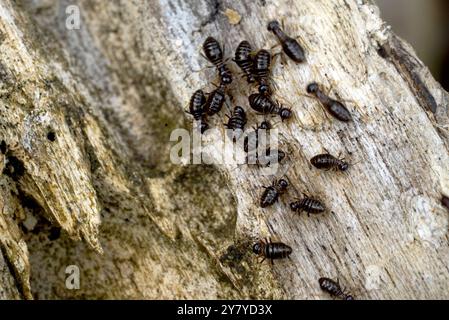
[187,89,206,121]
[267,20,305,63]
[252,238,292,264]
[310,153,349,172]
[319,277,354,300]
[249,93,292,121]
[253,49,272,94]
[306,83,352,122]
[205,84,226,116]
[225,106,247,141]
[244,121,272,153]
[260,178,289,208]
[187,89,209,133]
[234,41,256,83]
[202,37,233,85]
[0,140,7,154]
[290,196,325,216]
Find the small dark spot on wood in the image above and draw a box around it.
[85,143,101,173]
[18,191,41,211]
[47,131,56,142]
[306,246,313,255]
[0,140,6,154]
[442,195,449,212]
[259,0,266,6]
[377,45,389,59]
[48,227,61,241]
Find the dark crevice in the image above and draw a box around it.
[0,140,6,154]
[16,188,56,237]
[46,131,56,142]
[48,227,61,241]
[3,155,25,180]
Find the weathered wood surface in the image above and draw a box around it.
[0,0,448,299]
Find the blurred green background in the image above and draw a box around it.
[376,0,449,90]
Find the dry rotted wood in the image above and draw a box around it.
[1,0,449,299]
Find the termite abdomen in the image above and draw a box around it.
[206,85,226,116]
[234,41,256,83]
[203,36,224,65]
[260,179,288,208]
[188,89,207,121]
[225,106,247,141]
[225,106,246,130]
[253,49,272,94]
[187,90,209,134]
[306,82,352,122]
[327,101,352,122]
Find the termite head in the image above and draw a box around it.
[252,242,263,255]
[258,83,270,95]
[279,108,292,121]
[290,201,301,212]
[338,161,349,171]
[307,82,319,94]
[277,179,289,190]
[220,69,233,85]
[267,20,281,32]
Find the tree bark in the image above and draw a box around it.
[0,0,448,299]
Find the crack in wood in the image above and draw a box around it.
[377,37,438,114]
